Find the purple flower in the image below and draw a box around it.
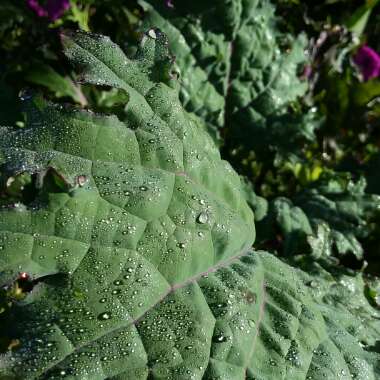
[166,0,174,8]
[353,45,380,81]
[27,0,70,21]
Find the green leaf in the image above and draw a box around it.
[24,63,87,106]
[296,175,380,260]
[255,174,380,260]
[257,197,313,255]
[288,255,380,357]
[0,30,379,380]
[345,0,380,36]
[289,254,380,344]
[0,29,252,377]
[140,0,317,156]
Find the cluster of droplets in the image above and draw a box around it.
[0,27,262,380]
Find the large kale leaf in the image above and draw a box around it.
[0,30,379,380]
[140,0,318,158]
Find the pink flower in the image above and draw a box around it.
[27,0,70,21]
[353,45,380,81]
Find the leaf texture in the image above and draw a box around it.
[140,0,317,155]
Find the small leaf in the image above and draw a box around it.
[345,0,380,36]
[24,63,87,106]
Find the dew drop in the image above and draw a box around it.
[196,212,208,224]
[98,312,112,321]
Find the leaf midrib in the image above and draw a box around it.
[37,243,253,378]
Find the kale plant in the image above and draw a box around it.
[0,28,379,380]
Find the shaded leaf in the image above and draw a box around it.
[140,0,317,157]
[255,174,380,260]
[24,63,87,106]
